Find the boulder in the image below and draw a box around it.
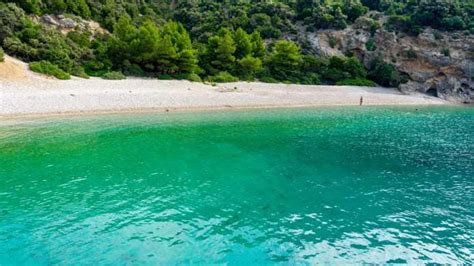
[40,15,59,26]
[58,18,76,29]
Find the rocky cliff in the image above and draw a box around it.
[308,13,474,104]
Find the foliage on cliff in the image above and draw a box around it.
[0,0,471,84]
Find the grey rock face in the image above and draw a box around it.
[307,13,474,104]
[39,15,76,29]
[41,15,59,26]
[58,18,76,29]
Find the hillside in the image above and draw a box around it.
[0,0,472,103]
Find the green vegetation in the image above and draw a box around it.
[336,78,376,87]
[102,71,125,80]
[29,61,70,80]
[328,35,337,48]
[365,0,472,32]
[175,73,202,83]
[266,40,303,82]
[0,47,4,62]
[441,48,451,57]
[368,58,400,87]
[365,39,376,51]
[207,72,239,83]
[0,0,471,85]
[405,49,418,59]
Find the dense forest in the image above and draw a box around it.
[0,0,472,85]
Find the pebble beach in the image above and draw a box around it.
[0,56,445,118]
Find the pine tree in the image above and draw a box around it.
[108,16,138,66]
[238,55,262,80]
[159,21,198,74]
[155,34,178,74]
[233,28,252,59]
[134,19,159,64]
[266,40,302,81]
[250,31,265,58]
[207,28,236,72]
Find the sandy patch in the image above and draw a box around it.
[0,56,28,81]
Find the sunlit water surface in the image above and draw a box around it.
[0,106,473,264]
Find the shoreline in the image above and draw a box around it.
[0,56,447,121]
[0,102,454,122]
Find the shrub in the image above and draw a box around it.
[368,58,400,87]
[370,21,380,36]
[0,47,4,62]
[386,15,420,35]
[208,71,239,83]
[184,73,202,82]
[405,49,417,59]
[266,40,303,81]
[302,55,328,74]
[299,73,321,85]
[174,73,202,82]
[365,39,377,51]
[84,60,110,77]
[123,64,145,77]
[441,48,450,57]
[328,35,337,48]
[29,61,70,80]
[158,74,173,80]
[71,66,89,79]
[336,78,376,87]
[102,71,126,80]
[238,56,263,80]
[67,31,90,47]
[434,31,443,40]
[259,76,279,83]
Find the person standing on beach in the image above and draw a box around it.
[360,96,363,106]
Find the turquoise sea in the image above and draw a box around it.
[0,106,473,264]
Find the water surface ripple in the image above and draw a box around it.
[0,106,473,264]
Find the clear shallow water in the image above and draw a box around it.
[0,106,473,264]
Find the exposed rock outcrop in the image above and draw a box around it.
[308,13,474,104]
[31,14,108,36]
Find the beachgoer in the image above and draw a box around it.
[360,96,363,106]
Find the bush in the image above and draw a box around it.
[84,60,110,77]
[67,31,90,47]
[71,66,89,79]
[323,56,366,82]
[365,39,377,51]
[177,73,202,82]
[368,58,400,87]
[299,73,321,85]
[174,73,202,82]
[266,40,303,81]
[208,71,239,83]
[336,78,376,87]
[123,63,145,77]
[102,71,126,80]
[158,74,173,80]
[328,35,337,48]
[237,56,263,80]
[184,73,202,82]
[0,47,4,62]
[441,48,450,57]
[29,61,70,80]
[386,15,420,35]
[259,76,279,83]
[434,31,443,40]
[405,49,417,59]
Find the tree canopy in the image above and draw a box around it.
[0,0,471,83]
